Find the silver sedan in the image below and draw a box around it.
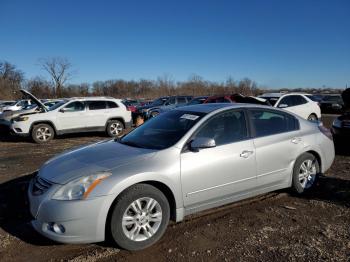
[28,103,335,250]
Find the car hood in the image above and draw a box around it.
[39,140,157,184]
[0,108,37,121]
[20,89,48,112]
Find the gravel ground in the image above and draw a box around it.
[0,115,349,261]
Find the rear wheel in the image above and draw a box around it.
[31,124,54,143]
[292,153,320,194]
[109,184,170,251]
[307,114,318,121]
[106,120,124,137]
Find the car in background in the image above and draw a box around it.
[204,94,270,106]
[10,90,132,143]
[0,99,34,113]
[331,112,350,139]
[186,96,209,105]
[259,93,321,121]
[147,96,193,118]
[122,99,143,113]
[320,95,344,114]
[0,100,16,107]
[27,103,334,250]
[0,100,63,128]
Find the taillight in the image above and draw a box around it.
[318,123,333,140]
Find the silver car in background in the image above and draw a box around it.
[28,103,334,250]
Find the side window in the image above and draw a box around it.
[64,101,85,112]
[107,101,118,108]
[177,97,187,104]
[249,109,298,137]
[278,96,294,107]
[294,95,307,105]
[193,110,248,146]
[168,97,176,105]
[88,101,106,110]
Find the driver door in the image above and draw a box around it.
[56,101,86,130]
[180,110,257,208]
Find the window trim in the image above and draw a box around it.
[246,108,300,139]
[181,108,252,152]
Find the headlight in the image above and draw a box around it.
[14,116,29,122]
[52,172,111,200]
[332,118,342,128]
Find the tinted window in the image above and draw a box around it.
[88,101,106,110]
[107,101,118,108]
[278,96,295,107]
[249,109,298,137]
[177,97,187,104]
[193,110,248,146]
[64,101,85,112]
[120,110,206,150]
[294,95,307,105]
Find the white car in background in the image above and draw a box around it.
[10,90,132,143]
[259,93,321,121]
[0,99,33,113]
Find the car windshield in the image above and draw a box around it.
[305,95,321,102]
[48,100,68,111]
[120,110,206,150]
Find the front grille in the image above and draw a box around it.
[32,175,52,196]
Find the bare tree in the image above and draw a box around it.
[39,57,73,97]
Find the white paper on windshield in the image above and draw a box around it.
[180,114,199,120]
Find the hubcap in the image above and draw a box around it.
[110,122,123,135]
[308,115,317,121]
[299,159,317,189]
[36,127,51,141]
[122,197,162,241]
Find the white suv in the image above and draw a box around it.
[259,93,321,121]
[10,90,132,143]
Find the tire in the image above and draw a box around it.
[106,120,124,137]
[31,124,54,143]
[307,114,318,121]
[292,152,320,194]
[109,184,170,251]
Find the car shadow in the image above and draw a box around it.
[0,171,349,247]
[334,137,350,156]
[0,173,58,246]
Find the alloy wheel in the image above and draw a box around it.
[122,197,162,241]
[110,122,123,135]
[36,127,52,141]
[298,159,317,189]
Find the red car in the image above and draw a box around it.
[204,94,270,105]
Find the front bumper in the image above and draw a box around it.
[28,179,115,244]
[10,121,31,136]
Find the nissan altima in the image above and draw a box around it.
[28,103,334,250]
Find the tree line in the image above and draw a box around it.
[0,58,344,101]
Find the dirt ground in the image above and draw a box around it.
[0,115,349,262]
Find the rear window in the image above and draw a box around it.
[249,109,299,137]
[88,101,106,110]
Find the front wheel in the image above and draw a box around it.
[110,184,170,251]
[31,124,54,143]
[292,153,320,194]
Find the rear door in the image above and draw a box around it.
[248,108,303,188]
[85,101,107,128]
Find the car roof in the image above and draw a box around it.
[260,92,311,98]
[66,97,122,102]
[175,103,271,114]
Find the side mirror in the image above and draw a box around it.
[278,103,288,108]
[190,137,216,152]
[59,108,67,113]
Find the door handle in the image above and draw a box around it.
[240,150,254,158]
[291,137,302,144]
